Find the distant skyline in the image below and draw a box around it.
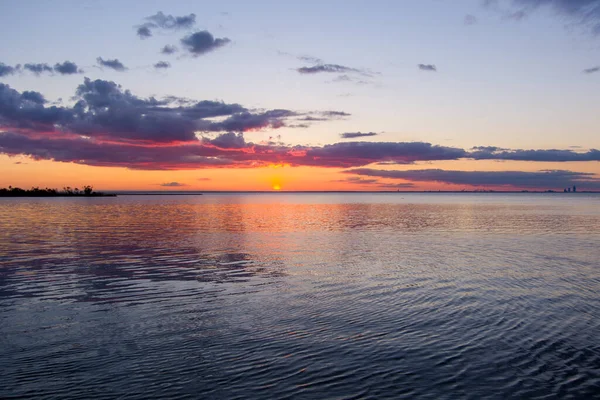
[1,0,599,191]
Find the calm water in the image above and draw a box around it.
[1,193,599,399]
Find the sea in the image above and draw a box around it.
[1,193,599,399]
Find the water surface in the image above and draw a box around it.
[1,193,599,399]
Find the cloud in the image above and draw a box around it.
[160,45,178,55]
[96,57,127,71]
[159,182,188,187]
[197,177,211,181]
[20,90,46,104]
[154,61,171,69]
[7,61,83,76]
[24,63,53,75]
[180,31,231,56]
[584,66,600,74]
[491,0,600,34]
[137,26,152,39]
[54,61,82,74]
[340,132,378,139]
[418,64,437,72]
[298,55,323,64]
[297,64,363,74]
[464,14,478,25]
[0,63,19,77]
[346,168,600,190]
[202,132,247,148]
[331,176,381,184]
[0,79,329,160]
[2,79,599,173]
[198,109,295,132]
[136,12,197,39]
[378,182,416,189]
[469,147,600,162]
[146,12,196,30]
[505,10,527,20]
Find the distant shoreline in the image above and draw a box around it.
[0,193,117,197]
[109,191,600,195]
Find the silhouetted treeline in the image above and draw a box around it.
[0,185,114,197]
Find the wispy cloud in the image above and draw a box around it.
[154,61,171,69]
[136,11,196,39]
[464,14,478,25]
[584,66,600,74]
[340,132,379,139]
[297,64,365,75]
[24,63,53,75]
[418,64,437,72]
[96,57,127,71]
[0,61,82,76]
[160,45,178,55]
[488,0,600,35]
[159,182,188,187]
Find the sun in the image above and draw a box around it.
[272,184,281,191]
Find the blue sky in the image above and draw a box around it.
[1,0,599,190]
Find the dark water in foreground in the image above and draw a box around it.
[1,193,599,399]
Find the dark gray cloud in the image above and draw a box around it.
[0,63,19,77]
[340,132,379,139]
[464,14,478,25]
[469,147,600,161]
[418,64,437,72]
[154,61,171,69]
[203,132,247,148]
[20,91,46,104]
[346,168,600,190]
[11,61,82,76]
[320,110,352,118]
[0,79,316,146]
[161,45,178,54]
[0,83,73,131]
[331,176,381,184]
[199,109,295,132]
[146,12,196,30]
[305,142,468,167]
[96,57,127,71]
[24,63,53,75]
[584,66,600,74]
[378,182,417,189]
[136,12,197,39]
[160,182,188,187]
[137,26,152,39]
[490,0,600,34]
[54,61,81,75]
[180,31,231,56]
[297,64,362,74]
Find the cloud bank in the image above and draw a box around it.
[346,168,600,190]
[0,79,598,190]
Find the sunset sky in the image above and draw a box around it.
[1,0,599,191]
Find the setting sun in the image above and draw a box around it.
[272,184,281,191]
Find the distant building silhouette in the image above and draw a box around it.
[568,187,571,192]
[573,185,577,193]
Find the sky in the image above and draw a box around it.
[1,0,599,191]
